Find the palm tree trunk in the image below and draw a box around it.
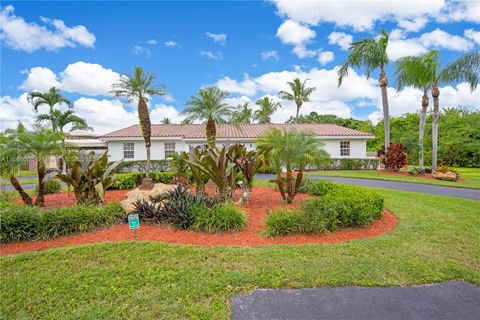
[418,89,429,169]
[276,173,286,201]
[9,176,33,206]
[34,161,46,207]
[61,137,67,174]
[293,170,303,197]
[379,66,390,148]
[138,97,152,179]
[206,116,216,147]
[431,84,440,173]
[295,102,301,119]
[286,169,293,203]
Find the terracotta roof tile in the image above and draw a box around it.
[100,124,374,139]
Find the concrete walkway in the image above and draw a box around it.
[255,174,480,201]
[231,281,480,320]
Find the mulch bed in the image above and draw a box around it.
[2,187,397,255]
[378,170,465,182]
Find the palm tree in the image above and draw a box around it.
[397,50,479,172]
[231,103,253,124]
[254,97,281,124]
[395,53,433,169]
[28,87,72,114]
[256,129,329,203]
[37,109,90,135]
[161,117,171,124]
[110,67,168,185]
[338,29,390,148]
[181,86,232,147]
[279,78,315,119]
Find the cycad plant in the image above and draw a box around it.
[256,129,329,203]
[254,97,281,124]
[279,78,315,119]
[111,67,168,186]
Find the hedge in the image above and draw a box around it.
[0,201,125,243]
[109,172,175,190]
[112,160,171,173]
[264,181,384,237]
[315,158,379,170]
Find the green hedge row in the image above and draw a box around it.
[316,158,379,170]
[109,172,175,190]
[0,201,125,243]
[112,160,171,173]
[265,180,384,237]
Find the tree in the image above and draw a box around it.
[395,52,433,169]
[181,86,232,147]
[231,103,253,124]
[254,97,281,124]
[279,78,315,119]
[161,117,171,124]
[338,29,391,148]
[110,67,168,186]
[37,109,90,135]
[28,87,73,129]
[256,129,329,203]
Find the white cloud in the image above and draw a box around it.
[276,19,315,46]
[328,32,353,50]
[200,50,223,60]
[20,62,121,96]
[147,39,157,45]
[150,104,184,124]
[464,29,480,45]
[397,17,428,32]
[132,45,151,57]
[261,50,280,60]
[318,51,334,65]
[438,1,480,24]
[217,75,258,96]
[0,5,95,52]
[387,38,429,60]
[367,111,383,125]
[291,45,319,58]
[205,32,226,44]
[0,93,39,131]
[164,40,180,47]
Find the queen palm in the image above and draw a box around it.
[338,29,390,148]
[110,67,168,184]
[254,97,281,124]
[279,78,315,119]
[231,103,253,124]
[28,87,72,128]
[182,86,232,147]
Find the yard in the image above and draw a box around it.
[1,187,478,319]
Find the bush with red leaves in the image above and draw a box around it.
[377,143,408,171]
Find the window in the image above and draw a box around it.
[123,143,134,159]
[340,141,350,156]
[164,142,176,157]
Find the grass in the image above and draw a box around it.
[1,186,479,319]
[305,167,480,189]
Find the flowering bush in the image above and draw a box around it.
[378,143,408,171]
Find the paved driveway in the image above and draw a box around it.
[232,281,480,320]
[255,174,480,201]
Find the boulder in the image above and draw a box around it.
[432,171,457,182]
[120,183,176,213]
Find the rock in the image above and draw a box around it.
[432,171,457,182]
[120,183,177,213]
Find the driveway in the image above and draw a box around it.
[255,174,480,201]
[231,281,480,320]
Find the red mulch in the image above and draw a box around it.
[377,170,465,182]
[2,187,397,255]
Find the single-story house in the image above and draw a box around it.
[100,124,375,162]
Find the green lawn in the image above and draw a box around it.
[1,188,479,319]
[305,168,480,189]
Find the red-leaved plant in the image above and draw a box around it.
[378,143,408,171]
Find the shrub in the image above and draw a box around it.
[109,172,175,190]
[299,179,339,196]
[130,199,162,223]
[264,208,303,237]
[0,190,18,202]
[316,158,379,170]
[34,179,61,195]
[0,201,22,209]
[378,143,408,171]
[0,201,125,243]
[112,160,171,173]
[191,203,246,233]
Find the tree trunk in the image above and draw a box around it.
[431,84,440,173]
[276,173,286,201]
[293,170,303,197]
[138,97,152,178]
[285,169,293,203]
[295,102,302,119]
[9,176,33,206]
[61,138,67,174]
[34,161,46,207]
[206,116,216,148]
[379,66,390,148]
[418,89,429,169]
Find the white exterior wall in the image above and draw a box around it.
[105,138,370,161]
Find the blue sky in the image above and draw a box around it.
[1,1,479,133]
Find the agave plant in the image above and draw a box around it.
[57,152,122,205]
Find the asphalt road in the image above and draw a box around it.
[255,174,480,201]
[231,281,480,320]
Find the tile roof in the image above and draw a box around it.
[100,124,374,139]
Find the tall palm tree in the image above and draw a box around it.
[396,50,479,171]
[254,97,281,124]
[161,117,171,124]
[231,102,253,124]
[181,86,232,147]
[37,109,90,135]
[110,67,168,184]
[279,78,315,119]
[338,29,390,147]
[28,87,72,113]
[395,52,433,169]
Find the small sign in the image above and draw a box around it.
[128,214,140,230]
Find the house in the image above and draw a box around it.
[100,124,374,162]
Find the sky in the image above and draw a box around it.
[1,0,479,134]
